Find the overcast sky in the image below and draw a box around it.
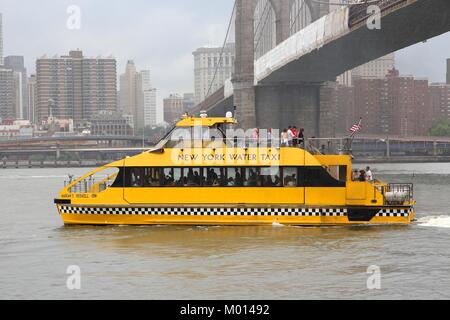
[1,0,450,108]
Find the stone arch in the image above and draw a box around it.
[253,0,277,59]
[289,0,316,35]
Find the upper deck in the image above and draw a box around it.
[175,116,237,127]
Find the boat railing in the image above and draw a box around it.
[64,173,118,194]
[384,183,414,205]
[165,136,353,154]
[305,137,352,155]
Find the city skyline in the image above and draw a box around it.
[2,1,450,112]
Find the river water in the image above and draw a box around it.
[1,163,449,300]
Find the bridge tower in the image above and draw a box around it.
[233,0,332,136]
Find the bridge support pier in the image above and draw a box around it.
[234,81,257,129]
[255,84,321,137]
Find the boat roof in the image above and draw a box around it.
[176,116,237,127]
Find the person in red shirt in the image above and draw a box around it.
[292,126,298,146]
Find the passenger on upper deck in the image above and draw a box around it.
[281,129,289,147]
[365,167,373,182]
[287,126,295,147]
[358,170,366,182]
[352,169,360,181]
[298,128,305,147]
[292,127,298,147]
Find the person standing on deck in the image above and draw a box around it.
[281,129,289,147]
[292,126,298,146]
[365,167,373,182]
[298,128,305,148]
[287,126,295,147]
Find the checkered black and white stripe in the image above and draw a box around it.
[58,206,349,217]
[58,206,412,218]
[376,209,411,217]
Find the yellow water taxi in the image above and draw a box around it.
[55,114,415,226]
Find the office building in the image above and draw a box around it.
[193,43,235,104]
[119,63,160,131]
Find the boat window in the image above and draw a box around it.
[339,166,347,182]
[122,168,144,188]
[283,167,298,187]
[117,166,345,188]
[204,168,226,187]
[144,168,161,187]
[165,127,192,148]
[226,167,244,187]
[162,168,183,187]
[131,168,144,187]
[203,129,225,149]
[184,168,203,187]
[111,168,124,188]
[243,168,262,187]
[261,167,282,187]
[326,165,347,182]
[303,166,346,187]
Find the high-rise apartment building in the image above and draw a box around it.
[4,56,28,120]
[337,53,396,86]
[36,50,117,125]
[193,43,235,104]
[353,53,396,79]
[163,94,184,124]
[430,83,450,124]
[0,67,15,120]
[330,68,438,137]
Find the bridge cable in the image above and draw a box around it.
[205,0,237,101]
[253,0,271,39]
[254,1,274,54]
[289,0,308,35]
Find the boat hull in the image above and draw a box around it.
[57,205,414,226]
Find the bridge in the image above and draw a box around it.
[194,0,450,136]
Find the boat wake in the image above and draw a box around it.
[417,216,450,229]
[272,222,285,227]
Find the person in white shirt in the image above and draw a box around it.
[365,167,373,182]
[287,126,295,147]
[281,129,289,147]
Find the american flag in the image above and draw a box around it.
[349,118,363,134]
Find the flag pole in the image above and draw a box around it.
[345,117,362,154]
